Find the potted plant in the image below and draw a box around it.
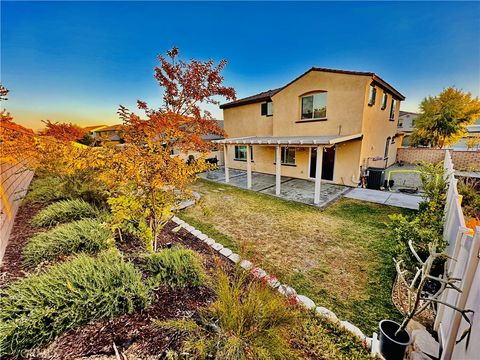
[379,240,472,360]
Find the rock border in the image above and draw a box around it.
[171,216,377,354]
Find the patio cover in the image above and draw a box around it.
[213,133,363,146]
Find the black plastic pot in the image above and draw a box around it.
[379,320,411,360]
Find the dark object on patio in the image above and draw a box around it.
[398,187,418,194]
[378,320,411,360]
[366,167,386,190]
[384,179,395,189]
[187,155,195,165]
[205,156,218,165]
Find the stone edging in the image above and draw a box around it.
[170,216,374,351]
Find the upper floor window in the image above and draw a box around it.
[261,101,273,116]
[301,92,327,120]
[276,147,296,165]
[389,100,396,120]
[381,92,388,110]
[234,145,253,161]
[368,85,377,106]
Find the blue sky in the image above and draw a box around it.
[2,1,479,129]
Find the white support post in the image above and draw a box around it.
[246,145,252,189]
[314,145,323,205]
[223,144,229,183]
[275,145,281,195]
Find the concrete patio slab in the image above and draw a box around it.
[260,178,349,208]
[344,188,421,210]
[200,167,348,208]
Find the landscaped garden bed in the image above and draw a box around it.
[0,175,372,359]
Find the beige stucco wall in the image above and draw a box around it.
[223,102,273,138]
[224,140,361,187]
[271,71,368,137]
[360,85,401,169]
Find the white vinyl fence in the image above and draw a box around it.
[434,151,480,360]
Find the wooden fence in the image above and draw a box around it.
[434,151,480,359]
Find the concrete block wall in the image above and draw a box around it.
[450,150,480,171]
[0,162,34,263]
[397,148,480,171]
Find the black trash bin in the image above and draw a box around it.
[366,167,386,190]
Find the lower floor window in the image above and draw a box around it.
[280,147,296,165]
[234,145,253,161]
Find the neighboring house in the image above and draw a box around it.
[398,112,480,149]
[83,125,107,139]
[215,67,405,202]
[92,124,125,146]
[88,121,225,163]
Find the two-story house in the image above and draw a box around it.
[215,67,405,204]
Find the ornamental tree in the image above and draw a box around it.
[410,87,480,148]
[103,47,235,251]
[39,120,87,142]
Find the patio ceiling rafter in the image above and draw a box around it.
[213,134,363,147]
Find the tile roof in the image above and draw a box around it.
[220,88,282,109]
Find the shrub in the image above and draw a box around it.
[144,247,205,288]
[458,178,480,219]
[389,162,448,269]
[156,271,297,359]
[23,219,113,266]
[0,250,149,356]
[25,172,107,206]
[31,199,99,227]
[24,175,69,204]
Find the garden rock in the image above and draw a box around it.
[340,321,365,340]
[240,260,253,270]
[184,225,195,232]
[211,242,224,251]
[228,253,240,263]
[266,275,280,289]
[315,306,339,323]
[205,238,215,246]
[191,229,201,236]
[296,295,315,309]
[251,267,267,279]
[277,284,297,297]
[219,247,233,257]
[197,233,208,241]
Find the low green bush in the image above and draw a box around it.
[389,162,448,269]
[25,170,107,207]
[24,175,69,204]
[25,172,108,206]
[156,271,297,359]
[0,250,149,356]
[31,199,99,227]
[23,219,113,266]
[458,179,480,218]
[144,247,205,288]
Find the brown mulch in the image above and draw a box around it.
[0,202,44,287]
[28,285,215,360]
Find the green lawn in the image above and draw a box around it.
[181,179,413,334]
